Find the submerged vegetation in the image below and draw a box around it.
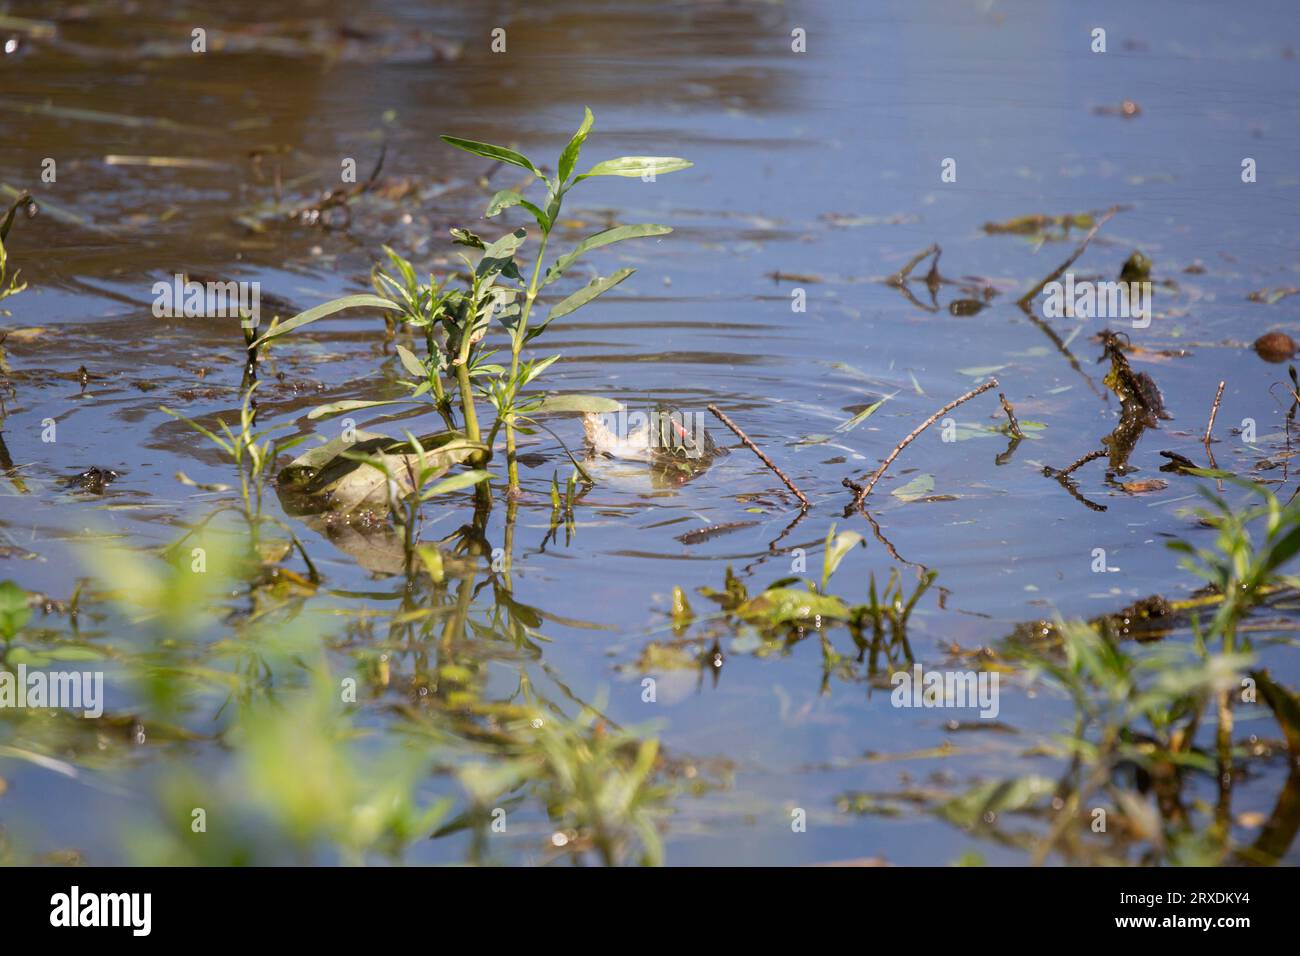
[655,484,1300,865]
[1005,481,1300,865]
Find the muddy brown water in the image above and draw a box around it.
[1,0,1299,864]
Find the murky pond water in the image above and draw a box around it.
[2,0,1300,865]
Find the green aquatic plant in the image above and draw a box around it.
[0,579,30,640]
[650,525,938,693]
[0,235,23,306]
[161,383,315,576]
[700,526,935,639]
[129,658,450,866]
[442,107,692,496]
[445,696,671,866]
[0,190,31,306]
[238,109,689,508]
[367,245,468,432]
[989,479,1300,864]
[1010,618,1250,865]
[1167,475,1300,830]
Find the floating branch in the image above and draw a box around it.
[1042,447,1109,512]
[847,378,999,508]
[1047,448,1106,479]
[998,392,1023,439]
[1049,473,1108,512]
[1016,205,1122,311]
[707,404,810,510]
[887,243,940,288]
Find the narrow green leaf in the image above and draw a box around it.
[0,192,32,243]
[576,156,692,181]
[1264,524,1300,578]
[822,527,865,591]
[528,395,623,415]
[1252,669,1300,758]
[160,406,234,456]
[476,227,527,279]
[440,135,540,177]
[394,344,426,378]
[251,294,397,348]
[522,353,561,387]
[515,415,597,484]
[558,107,594,184]
[836,391,898,433]
[548,268,635,318]
[481,227,526,260]
[485,189,523,217]
[420,470,494,500]
[306,399,411,421]
[0,580,31,639]
[543,225,671,286]
[485,189,549,231]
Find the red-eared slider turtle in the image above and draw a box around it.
[582,403,728,477]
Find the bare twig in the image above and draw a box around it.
[1044,448,1109,511]
[1016,206,1122,310]
[707,404,810,510]
[1049,448,1106,478]
[1203,380,1226,446]
[998,392,1023,439]
[1052,475,1108,513]
[849,378,1000,507]
[1286,366,1298,481]
[887,244,940,287]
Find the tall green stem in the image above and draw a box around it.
[453,290,484,449]
[456,362,481,443]
[506,230,551,495]
[453,298,493,511]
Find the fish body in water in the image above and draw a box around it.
[582,404,727,466]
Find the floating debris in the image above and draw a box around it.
[675,521,759,545]
[821,211,918,228]
[1119,478,1168,494]
[948,298,985,316]
[1119,250,1151,283]
[1093,99,1142,118]
[1248,287,1300,305]
[982,212,1095,237]
[1254,331,1296,363]
[63,467,119,494]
